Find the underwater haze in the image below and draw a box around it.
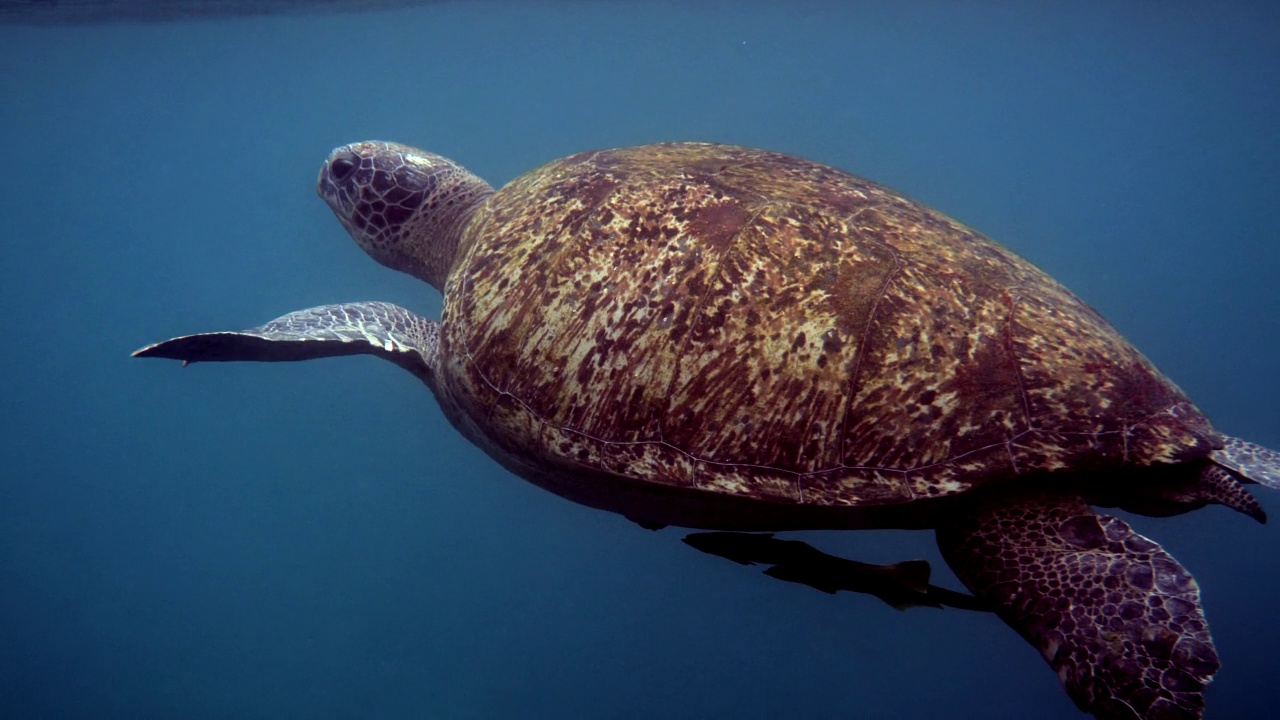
[2,1,1278,718]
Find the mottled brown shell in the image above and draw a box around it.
[437,143,1218,508]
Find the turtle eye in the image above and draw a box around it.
[329,156,357,182]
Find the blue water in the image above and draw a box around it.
[3,2,1278,718]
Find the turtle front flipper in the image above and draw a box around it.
[1211,436,1280,490]
[938,487,1219,720]
[132,301,439,386]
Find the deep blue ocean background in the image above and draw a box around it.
[3,2,1278,718]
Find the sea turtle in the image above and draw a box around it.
[135,141,1280,719]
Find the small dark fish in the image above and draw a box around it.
[683,531,989,612]
[682,531,821,566]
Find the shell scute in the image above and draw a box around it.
[663,204,894,475]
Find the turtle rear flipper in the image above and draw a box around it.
[1211,436,1280,490]
[132,301,439,385]
[1105,464,1266,524]
[938,487,1218,720]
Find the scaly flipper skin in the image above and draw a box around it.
[1212,436,1280,490]
[1191,465,1266,521]
[938,487,1219,720]
[132,302,439,385]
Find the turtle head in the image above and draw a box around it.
[318,141,494,291]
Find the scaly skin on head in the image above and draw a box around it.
[317,141,494,291]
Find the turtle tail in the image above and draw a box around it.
[938,486,1219,720]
